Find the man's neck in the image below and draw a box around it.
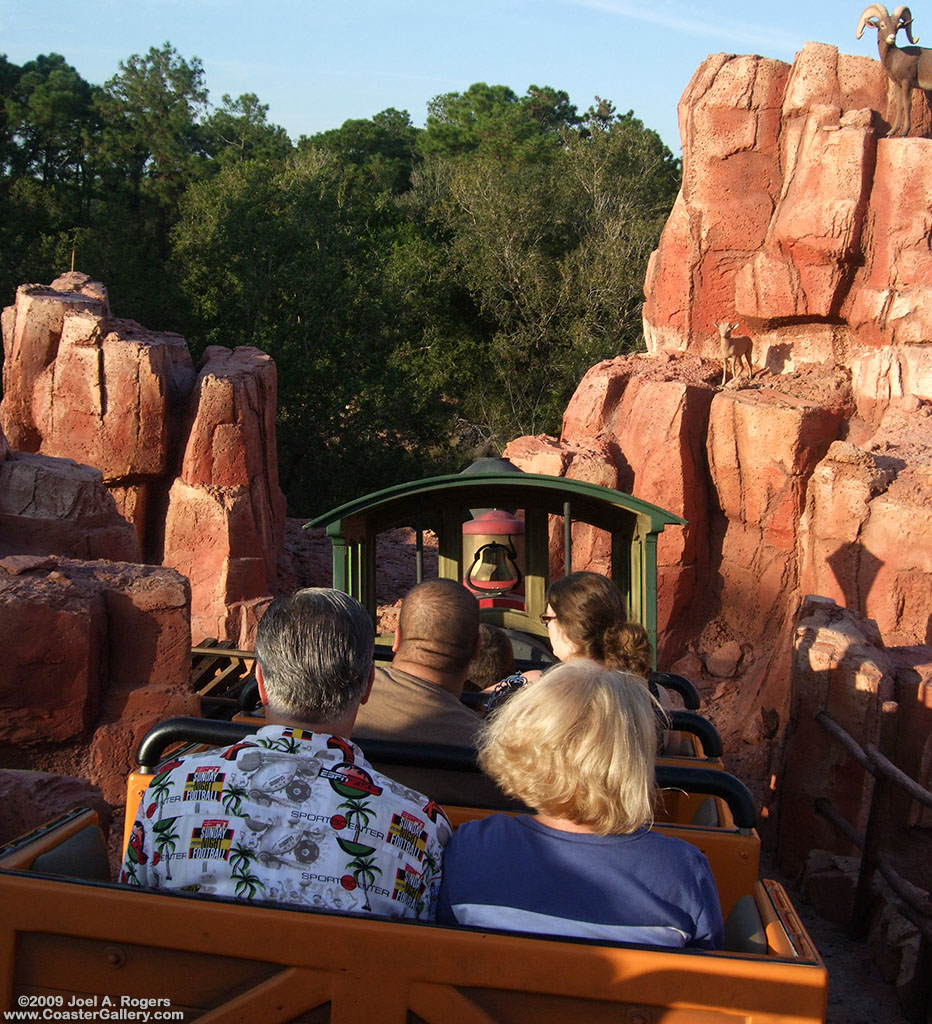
[262,708,358,737]
[390,658,465,699]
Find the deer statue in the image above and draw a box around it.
[717,322,753,386]
[857,5,932,136]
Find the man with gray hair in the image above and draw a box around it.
[121,588,451,920]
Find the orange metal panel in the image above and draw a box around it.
[0,809,99,872]
[0,869,827,1023]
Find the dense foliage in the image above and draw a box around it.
[0,46,680,514]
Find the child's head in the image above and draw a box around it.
[465,623,516,691]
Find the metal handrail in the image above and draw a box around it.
[134,717,753,827]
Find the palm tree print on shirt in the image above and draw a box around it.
[338,795,373,844]
[151,816,180,881]
[229,842,266,901]
[222,782,249,816]
[345,853,382,912]
[144,756,183,820]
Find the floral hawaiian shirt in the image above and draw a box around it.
[121,725,452,920]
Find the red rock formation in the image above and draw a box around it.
[0,560,106,743]
[0,275,286,641]
[0,273,109,451]
[32,311,195,483]
[0,770,111,846]
[163,345,286,645]
[0,448,141,562]
[503,433,620,579]
[799,401,932,647]
[507,355,719,658]
[643,53,790,355]
[706,387,843,638]
[0,558,197,803]
[644,43,932,429]
[780,596,895,873]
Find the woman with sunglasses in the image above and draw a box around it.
[539,571,652,677]
[486,572,677,749]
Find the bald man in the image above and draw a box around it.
[353,578,482,748]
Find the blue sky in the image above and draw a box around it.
[1,0,886,154]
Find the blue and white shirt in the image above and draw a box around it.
[437,814,723,948]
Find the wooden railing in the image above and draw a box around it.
[814,701,932,1019]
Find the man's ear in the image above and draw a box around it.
[392,625,401,654]
[256,663,269,707]
[359,663,376,705]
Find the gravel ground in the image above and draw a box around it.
[761,853,910,1023]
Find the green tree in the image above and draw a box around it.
[405,93,679,446]
[0,175,72,311]
[202,92,292,167]
[69,43,212,326]
[554,103,681,352]
[96,42,209,217]
[0,53,98,312]
[306,107,418,194]
[172,145,456,513]
[4,54,97,189]
[418,82,577,164]
[0,54,21,172]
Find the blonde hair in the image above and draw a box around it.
[546,572,652,677]
[478,660,661,834]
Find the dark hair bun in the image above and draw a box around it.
[603,621,652,678]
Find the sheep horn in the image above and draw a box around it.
[891,5,918,42]
[857,3,889,37]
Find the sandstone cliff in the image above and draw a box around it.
[0,273,287,811]
[0,555,198,803]
[644,43,932,417]
[506,43,932,829]
[0,273,286,645]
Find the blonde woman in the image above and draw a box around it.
[438,660,722,948]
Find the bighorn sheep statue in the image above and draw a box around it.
[717,322,753,385]
[857,5,932,136]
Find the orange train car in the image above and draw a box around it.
[1,469,829,1020]
[1,802,826,1023]
[0,718,826,1023]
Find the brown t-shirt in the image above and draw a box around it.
[352,665,481,748]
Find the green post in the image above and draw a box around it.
[330,533,348,594]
